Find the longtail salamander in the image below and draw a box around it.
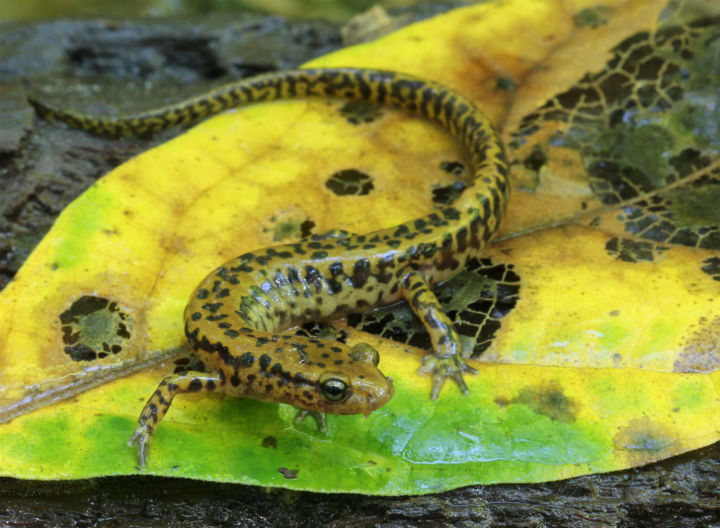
[30,68,509,467]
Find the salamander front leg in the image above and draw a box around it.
[128,371,223,468]
[293,409,327,431]
[401,270,476,399]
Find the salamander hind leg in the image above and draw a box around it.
[401,270,477,400]
[128,371,223,468]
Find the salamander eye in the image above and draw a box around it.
[350,343,380,367]
[320,378,349,401]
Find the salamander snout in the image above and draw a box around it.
[315,342,394,416]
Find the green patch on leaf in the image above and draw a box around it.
[667,185,720,228]
[513,381,578,423]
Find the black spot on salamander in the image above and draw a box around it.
[304,266,325,293]
[330,346,342,353]
[202,302,223,314]
[272,271,288,288]
[303,390,314,400]
[410,289,425,307]
[423,312,441,328]
[327,261,344,294]
[215,267,240,285]
[421,243,437,258]
[206,379,217,391]
[240,352,255,367]
[196,289,209,299]
[304,308,322,319]
[334,360,344,365]
[271,363,284,375]
[265,383,273,392]
[293,373,310,385]
[409,279,424,290]
[436,234,460,271]
[321,353,330,358]
[351,259,370,288]
[256,337,270,347]
[148,403,158,421]
[218,322,231,329]
[188,378,203,392]
[482,222,494,243]
[230,375,241,387]
[230,261,254,273]
[455,226,469,253]
[442,207,460,220]
[414,218,428,232]
[155,390,169,406]
[311,251,329,260]
[375,255,394,283]
[247,374,256,384]
[259,354,271,371]
[393,224,411,238]
[215,288,230,299]
[207,314,228,322]
[224,329,239,338]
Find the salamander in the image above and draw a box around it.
[30,68,509,467]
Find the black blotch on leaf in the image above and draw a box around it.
[325,169,374,196]
[348,258,520,358]
[262,436,278,449]
[295,321,348,344]
[439,160,465,176]
[278,467,299,479]
[701,256,720,282]
[300,219,316,238]
[339,100,383,125]
[605,237,667,263]
[432,181,467,206]
[58,295,133,361]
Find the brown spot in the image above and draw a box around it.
[512,381,577,423]
[278,467,299,479]
[674,316,720,372]
[262,436,277,449]
[614,417,677,465]
[58,295,133,361]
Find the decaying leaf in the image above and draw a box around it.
[0,0,719,494]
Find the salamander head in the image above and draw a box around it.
[285,341,394,416]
